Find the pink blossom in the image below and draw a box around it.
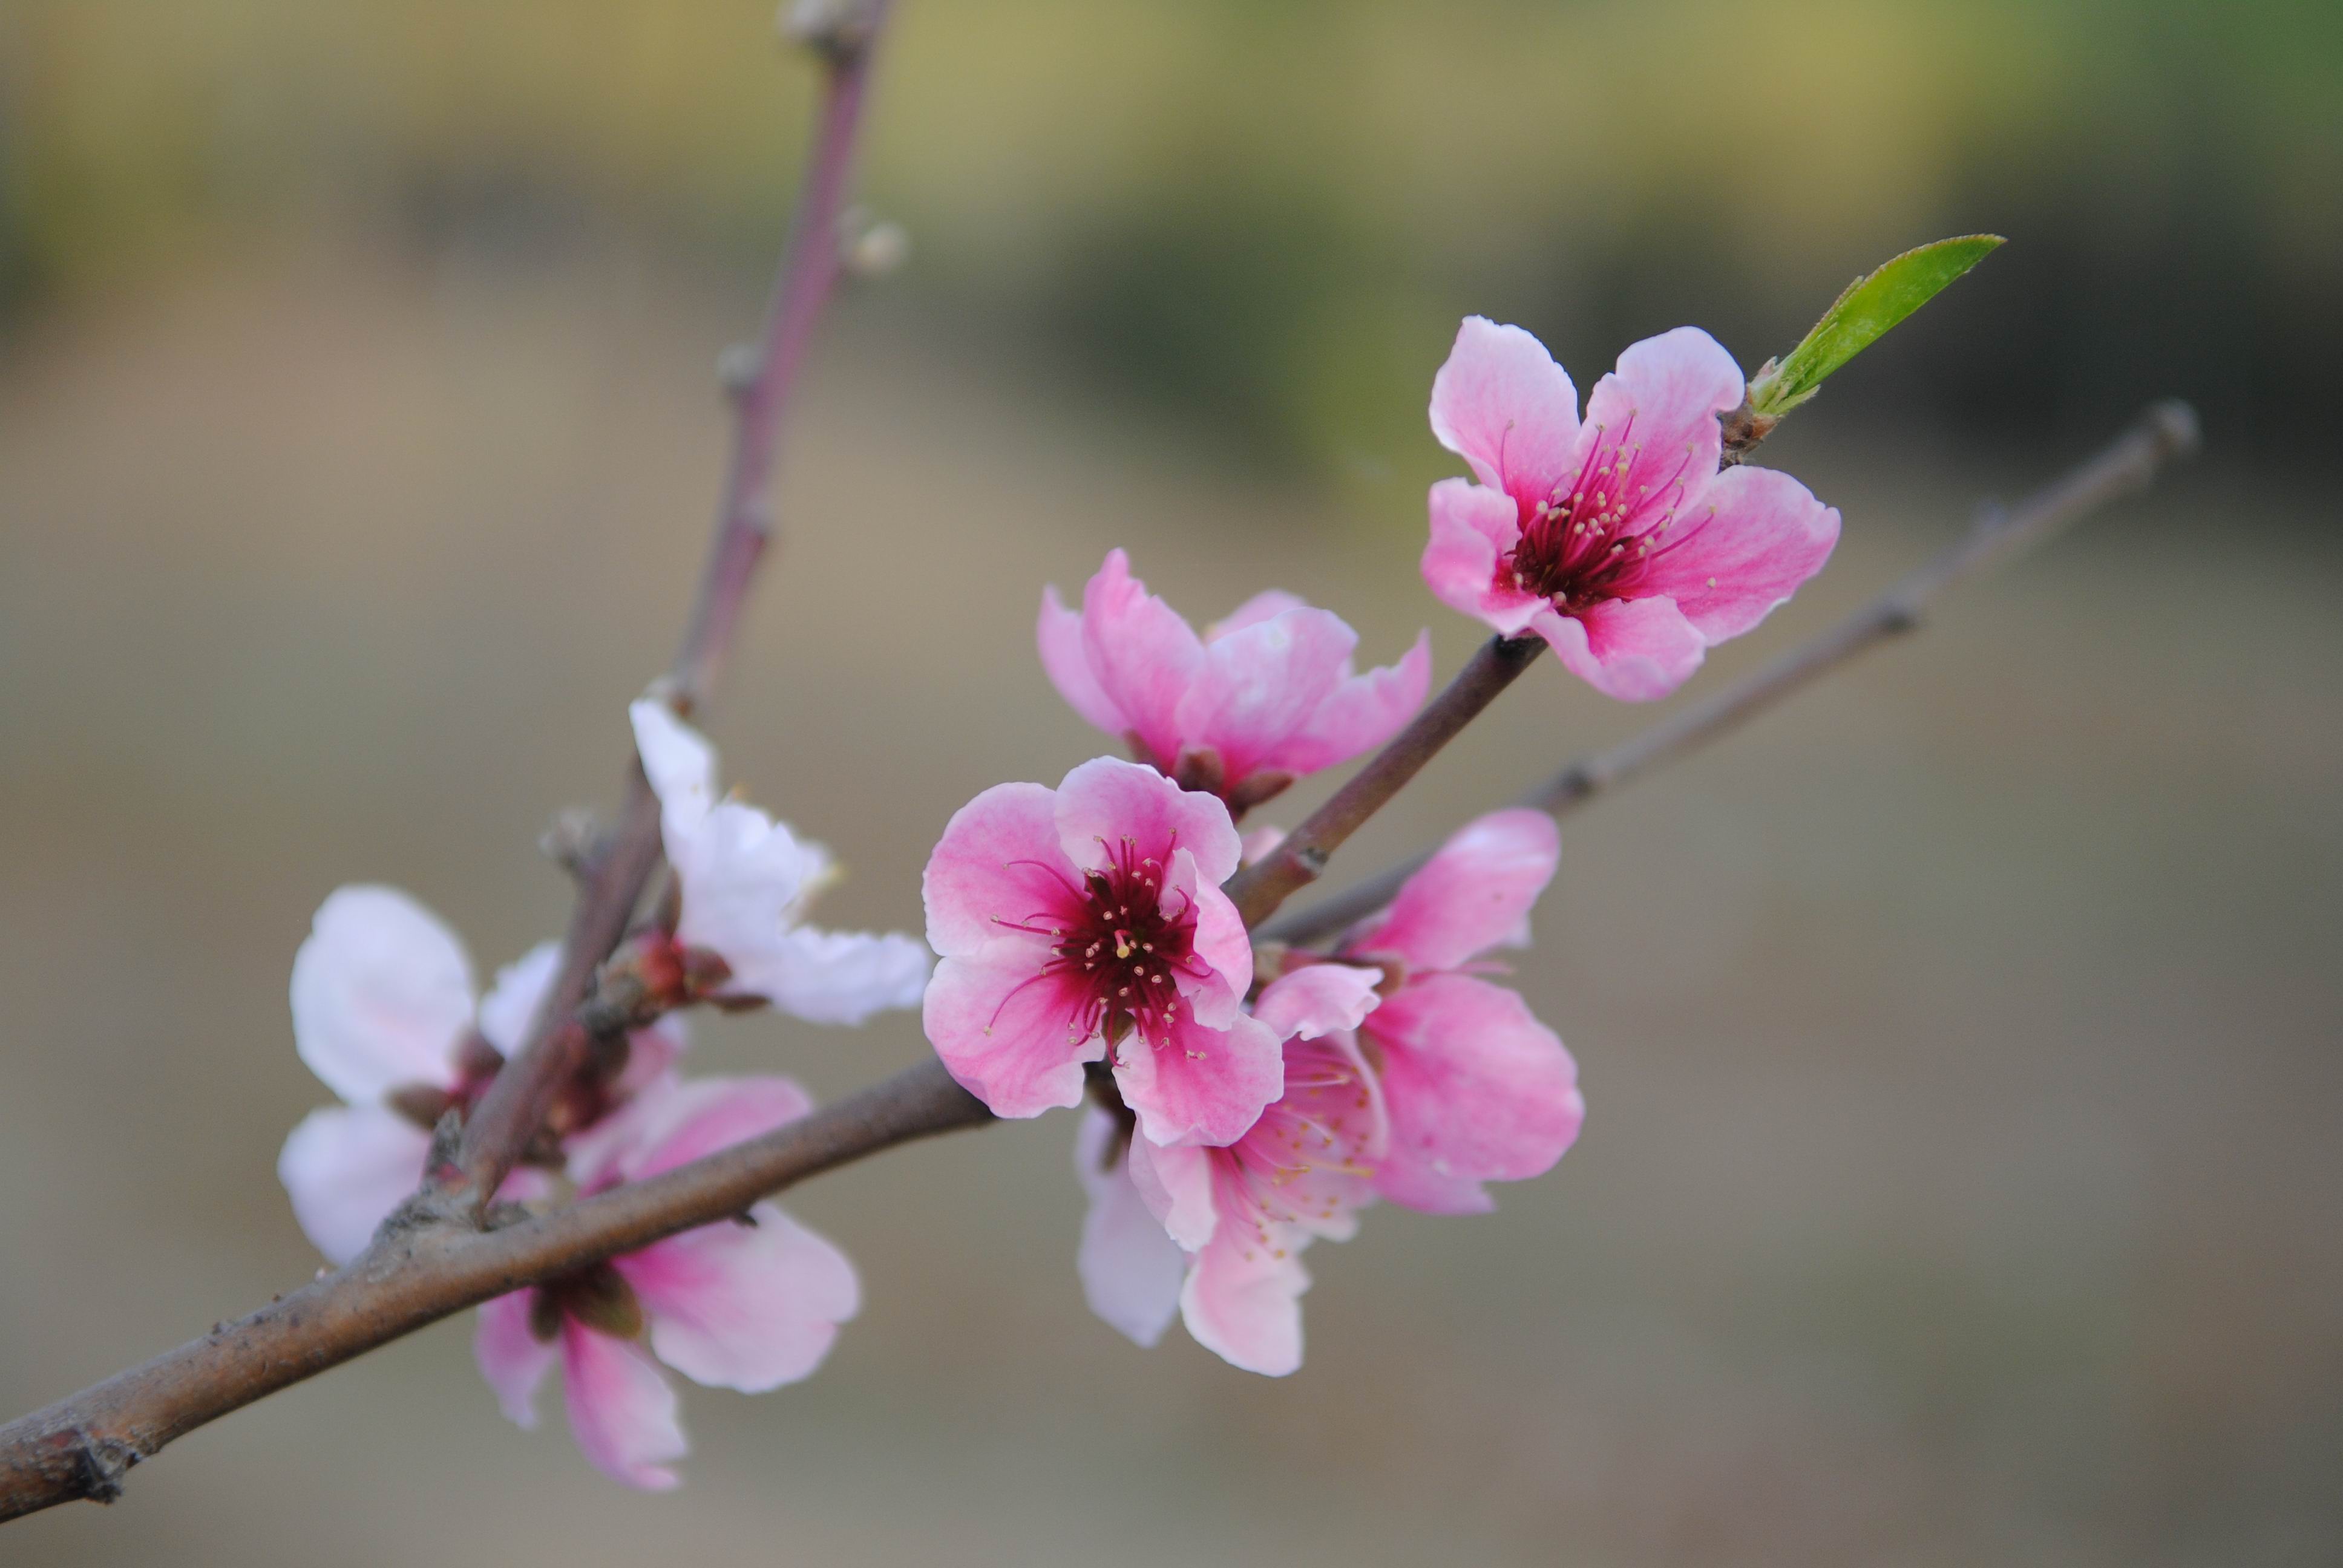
[922,756,1275,1146]
[1079,964,1388,1374]
[473,1073,859,1490]
[630,701,931,1024]
[1338,809,1584,1213]
[277,887,680,1264]
[1039,549,1431,809]
[1421,317,1840,701]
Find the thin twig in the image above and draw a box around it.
[450,10,892,1207]
[1222,633,1544,928]
[0,1060,988,1523]
[1259,400,2203,948]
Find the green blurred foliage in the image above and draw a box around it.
[2,0,2338,469]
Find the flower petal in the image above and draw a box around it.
[290,885,475,1104]
[1170,846,1252,1026]
[474,1291,558,1430]
[1530,597,1706,702]
[1113,1007,1283,1148]
[575,1073,816,1189]
[560,1322,689,1491]
[1180,1197,1311,1377]
[1074,1108,1186,1346]
[477,939,560,1058]
[1076,550,1206,767]
[629,699,718,834]
[618,1201,859,1393]
[1054,756,1243,888]
[1205,589,1310,641]
[1351,809,1559,973]
[668,799,814,964]
[1251,963,1383,1042]
[1633,462,1840,642]
[1423,478,1541,636]
[278,1103,432,1265]
[1581,325,1745,495]
[923,947,1099,1119]
[1365,973,1583,1214]
[1428,316,1582,500]
[1262,629,1432,777]
[1171,607,1357,783]
[1124,1130,1219,1250]
[1038,583,1129,736]
[922,780,1076,959]
[723,924,932,1025]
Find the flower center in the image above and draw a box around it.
[995,835,1212,1056]
[1222,1038,1378,1243]
[1498,417,1702,614]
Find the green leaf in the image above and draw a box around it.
[1748,235,2004,417]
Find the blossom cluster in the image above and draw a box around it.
[278,318,1836,1482]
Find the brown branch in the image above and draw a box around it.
[1223,633,1544,929]
[1259,399,2203,948]
[449,8,892,1209]
[0,1060,989,1523]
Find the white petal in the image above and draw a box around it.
[477,939,561,1057]
[726,925,932,1024]
[1074,1109,1185,1347]
[278,1103,433,1264]
[290,885,474,1103]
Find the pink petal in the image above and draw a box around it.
[1205,589,1310,641]
[921,780,1076,959]
[1428,316,1583,500]
[1365,973,1583,1215]
[1073,1108,1185,1346]
[1054,756,1243,888]
[723,924,932,1025]
[1580,325,1745,493]
[618,1201,859,1393]
[476,939,560,1058]
[474,1291,559,1430]
[1422,479,1540,636]
[1180,1197,1311,1377]
[560,1322,689,1491]
[1530,597,1707,702]
[1351,809,1559,973]
[601,1073,818,1187]
[289,884,474,1103]
[1113,1007,1283,1148]
[923,948,1099,1119]
[1037,584,1129,736]
[1251,963,1383,1042]
[1124,1131,1219,1250]
[1262,629,1432,777]
[277,1103,432,1265]
[1172,606,1356,782]
[1251,1031,1388,1242]
[1633,462,1840,643]
[1076,550,1206,767]
[1171,846,1253,1027]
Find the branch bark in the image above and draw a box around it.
[1259,400,2203,948]
[0,1060,986,1523]
[450,9,891,1209]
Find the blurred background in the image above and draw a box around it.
[1,1,2338,1564]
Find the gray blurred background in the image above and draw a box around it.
[1,2,2338,1564]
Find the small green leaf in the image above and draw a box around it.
[1748,235,2003,417]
